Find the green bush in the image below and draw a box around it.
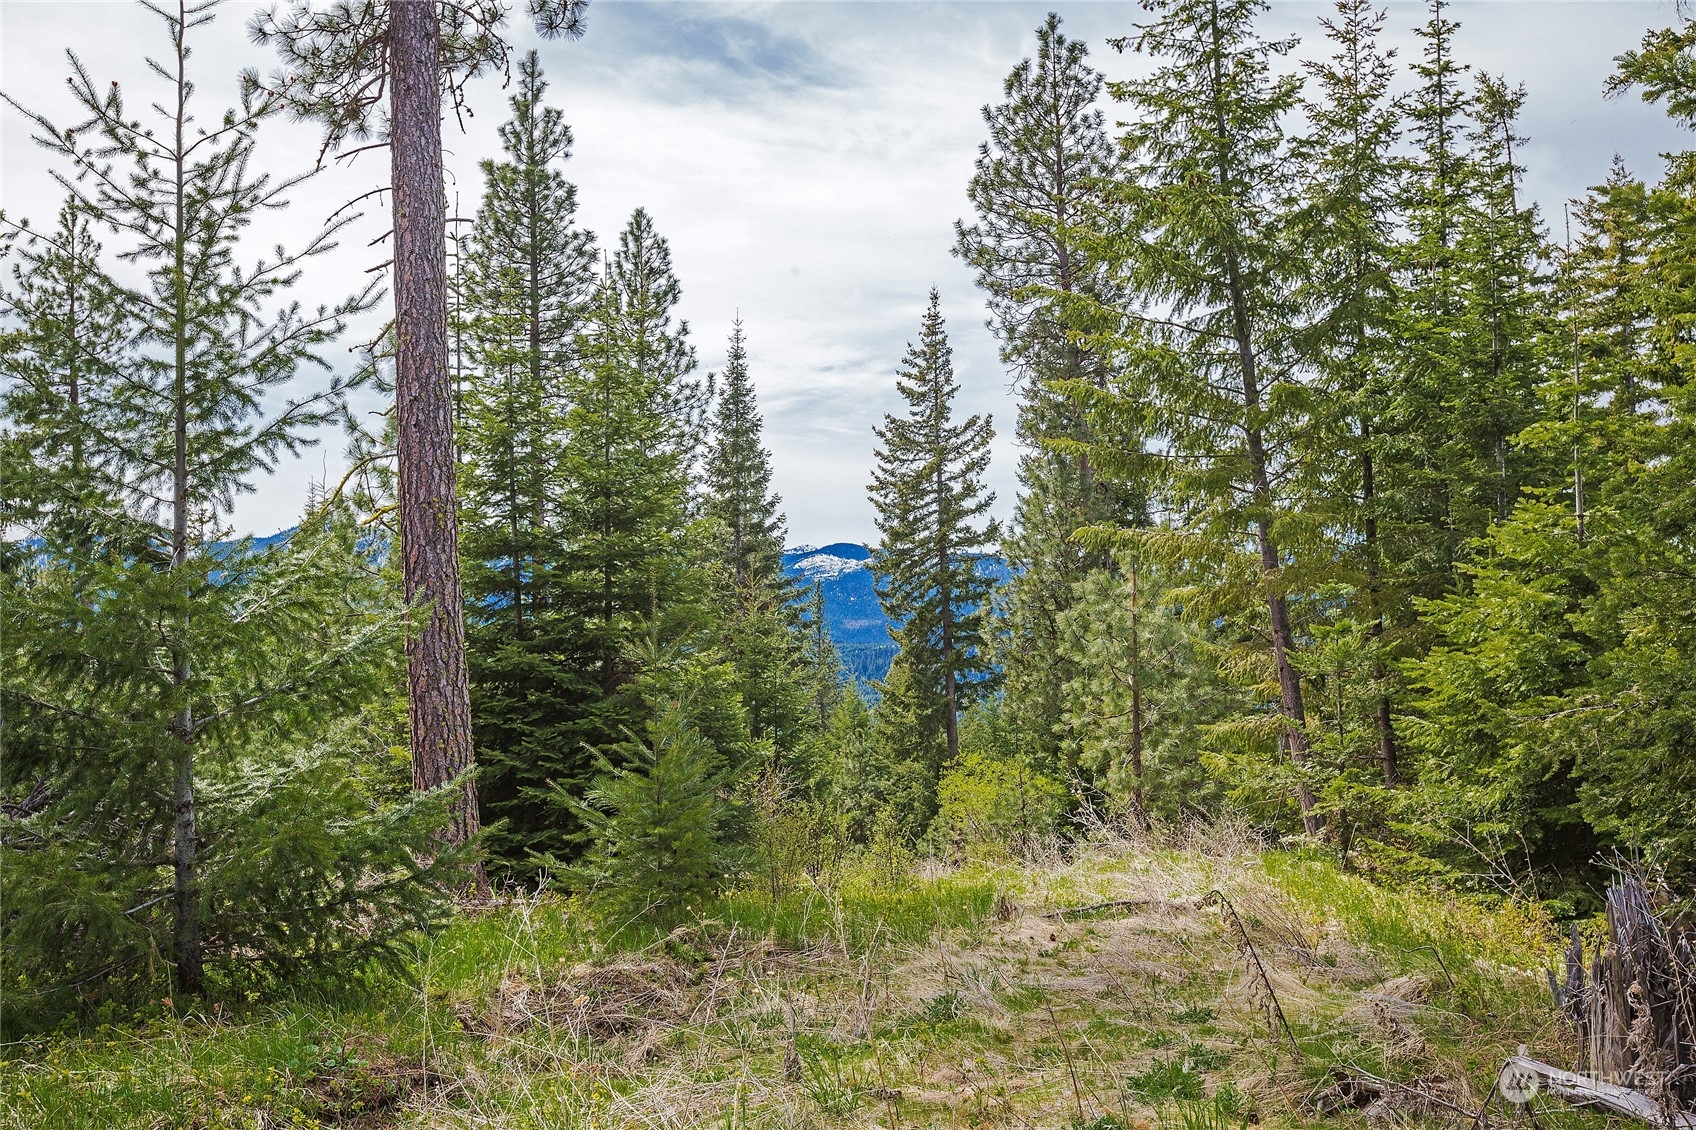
[936,712,1065,855]
[558,698,738,932]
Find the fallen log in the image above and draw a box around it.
[1040,896,1205,920]
[1498,1056,1696,1130]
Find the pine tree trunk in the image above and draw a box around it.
[169,386,202,997]
[1224,247,1321,836]
[1360,439,1400,786]
[1128,562,1148,831]
[391,0,483,875]
[940,546,960,767]
[169,18,202,997]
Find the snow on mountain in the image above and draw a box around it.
[790,552,866,581]
[782,542,1012,685]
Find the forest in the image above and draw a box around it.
[2,0,1696,1124]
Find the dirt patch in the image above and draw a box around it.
[457,955,699,1039]
[294,1040,430,1129]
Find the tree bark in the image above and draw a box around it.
[939,540,960,767]
[390,0,483,873]
[1360,437,1400,786]
[169,9,202,996]
[1224,247,1320,835]
[1128,561,1148,831]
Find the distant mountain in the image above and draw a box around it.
[47,528,999,687]
[783,543,1011,685]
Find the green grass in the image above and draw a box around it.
[2,841,1587,1130]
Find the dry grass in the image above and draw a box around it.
[1,824,1576,1130]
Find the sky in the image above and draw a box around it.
[2,0,1689,547]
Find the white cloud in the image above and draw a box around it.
[3,1,1688,545]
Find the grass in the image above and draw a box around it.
[1,826,1596,1130]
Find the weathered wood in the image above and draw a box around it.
[1557,879,1696,1107]
[1041,896,1205,920]
[1500,1056,1696,1130]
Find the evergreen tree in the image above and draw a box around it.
[702,320,813,761]
[556,208,700,756]
[1055,559,1238,827]
[818,691,879,841]
[1450,72,1550,521]
[955,14,1135,777]
[559,697,735,930]
[0,200,131,546]
[704,319,788,600]
[455,51,598,871]
[1380,0,1485,604]
[1102,0,1326,833]
[868,290,999,785]
[0,0,447,1007]
[1292,0,1406,790]
[869,652,950,839]
[801,583,845,730]
[254,0,589,865]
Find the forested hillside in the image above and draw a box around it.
[4,0,1696,1123]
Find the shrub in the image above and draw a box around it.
[932,749,1068,860]
[558,699,738,931]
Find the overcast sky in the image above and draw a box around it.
[2,0,1688,546]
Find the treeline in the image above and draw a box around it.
[5,0,1696,1025]
[441,54,840,876]
[941,0,1696,907]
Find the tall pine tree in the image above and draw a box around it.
[1292,0,1406,790]
[1102,0,1326,833]
[702,319,812,761]
[456,51,598,871]
[556,208,701,760]
[1,0,447,1006]
[954,14,1137,782]
[254,0,590,866]
[868,290,999,815]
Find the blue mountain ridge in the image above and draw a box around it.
[783,543,1012,685]
[19,529,1004,686]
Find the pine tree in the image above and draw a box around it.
[1451,73,1550,523]
[557,208,699,749]
[702,319,812,762]
[1292,0,1406,787]
[1380,0,1482,603]
[705,320,788,599]
[868,290,999,785]
[0,0,447,1006]
[455,51,598,871]
[801,583,845,730]
[0,200,131,546]
[955,14,1138,780]
[1102,0,1325,833]
[1055,560,1237,826]
[818,691,879,841]
[558,697,735,930]
[869,652,949,838]
[253,0,590,864]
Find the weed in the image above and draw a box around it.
[797,1046,865,1116]
[1126,1056,1205,1102]
[920,990,965,1024]
[1164,1091,1253,1130]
